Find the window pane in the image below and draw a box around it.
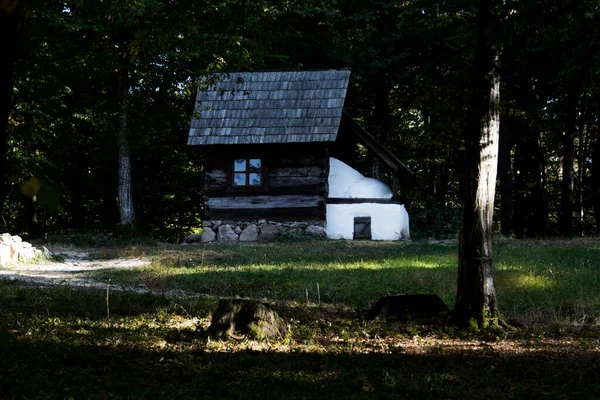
[234,159,246,172]
[249,173,262,186]
[249,159,261,172]
[233,173,246,186]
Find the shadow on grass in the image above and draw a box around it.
[2,332,600,399]
[2,278,600,399]
[84,260,600,323]
[87,265,460,308]
[41,239,600,323]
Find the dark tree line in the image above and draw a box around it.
[1,0,599,241]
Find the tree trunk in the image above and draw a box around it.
[0,2,19,227]
[453,0,501,329]
[117,64,136,228]
[528,131,549,236]
[592,125,600,233]
[512,133,526,238]
[576,100,587,235]
[371,76,389,181]
[498,113,513,236]
[560,96,576,237]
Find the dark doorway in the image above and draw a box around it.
[354,217,372,240]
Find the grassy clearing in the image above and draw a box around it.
[81,238,600,324]
[2,237,599,398]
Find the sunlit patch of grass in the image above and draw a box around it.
[90,250,459,309]
[65,237,600,326]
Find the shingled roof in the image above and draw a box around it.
[187,70,351,145]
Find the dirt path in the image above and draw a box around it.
[0,249,154,292]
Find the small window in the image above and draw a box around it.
[233,158,263,187]
[354,217,372,240]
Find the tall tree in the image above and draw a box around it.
[117,55,135,228]
[0,0,20,227]
[560,96,577,236]
[498,113,513,236]
[453,0,501,328]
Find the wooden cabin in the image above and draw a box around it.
[188,70,413,241]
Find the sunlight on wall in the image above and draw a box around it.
[326,158,410,240]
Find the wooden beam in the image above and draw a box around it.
[207,207,324,221]
[207,183,325,197]
[208,195,322,209]
[341,112,415,180]
[326,197,403,204]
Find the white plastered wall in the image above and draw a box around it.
[326,158,410,240]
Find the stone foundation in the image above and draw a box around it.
[0,233,51,266]
[185,220,326,243]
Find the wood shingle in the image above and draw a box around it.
[187,70,351,145]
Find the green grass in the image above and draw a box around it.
[87,241,459,306]
[2,238,600,399]
[84,238,600,324]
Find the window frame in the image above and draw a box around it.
[227,157,268,193]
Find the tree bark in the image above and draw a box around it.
[453,0,501,329]
[592,124,600,233]
[0,2,20,227]
[117,63,136,228]
[512,132,526,238]
[576,100,587,235]
[528,130,549,236]
[371,76,389,181]
[560,96,576,237]
[498,113,513,236]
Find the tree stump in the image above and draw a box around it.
[208,299,288,340]
[366,294,449,321]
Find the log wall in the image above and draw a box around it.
[203,144,328,221]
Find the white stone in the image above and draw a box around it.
[234,226,243,235]
[41,246,52,258]
[18,247,36,261]
[326,203,410,241]
[0,243,12,265]
[201,228,216,242]
[328,157,392,199]
[21,241,32,248]
[12,235,22,243]
[9,243,19,262]
[259,224,279,241]
[217,224,238,241]
[239,224,259,241]
[305,225,327,237]
[185,233,202,243]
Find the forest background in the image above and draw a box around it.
[1,0,599,242]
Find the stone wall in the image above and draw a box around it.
[0,233,51,266]
[185,220,326,243]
